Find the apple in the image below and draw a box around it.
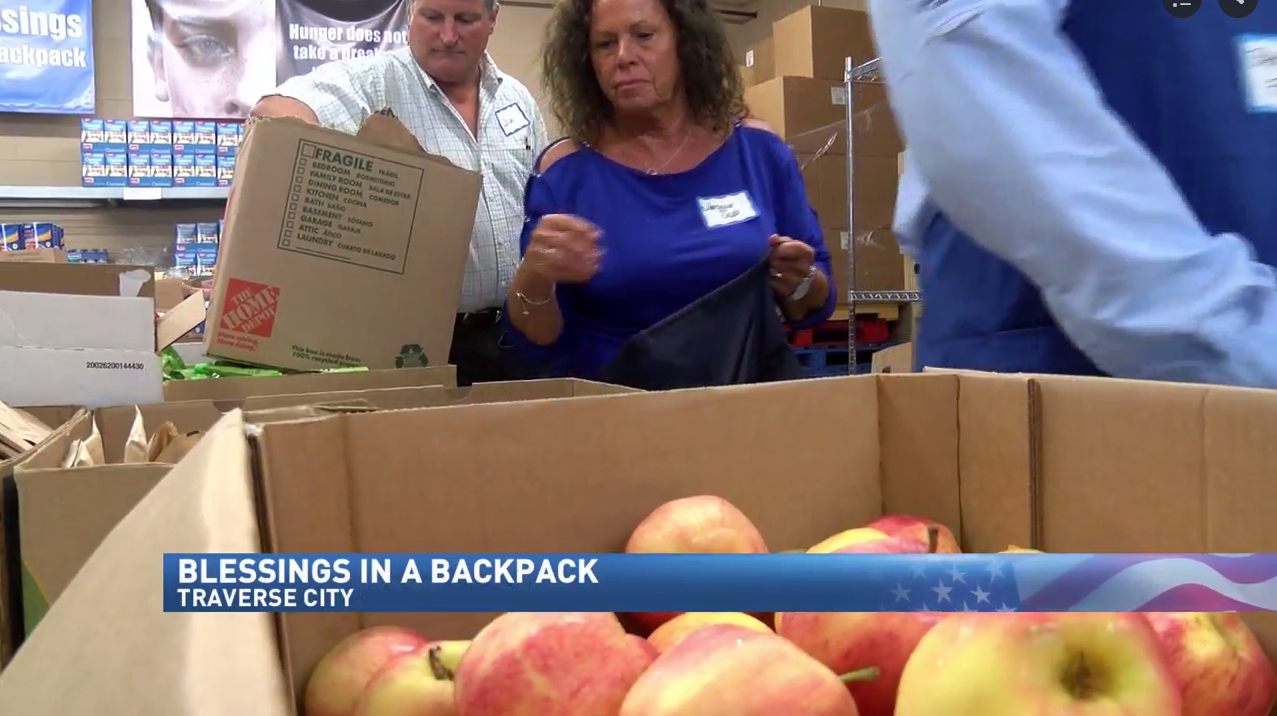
[865,515,960,554]
[648,612,771,653]
[1001,545,1040,553]
[353,640,469,716]
[619,624,871,716]
[454,612,654,716]
[627,633,660,660]
[625,496,768,631]
[895,612,1181,715]
[778,609,944,716]
[807,527,890,555]
[305,626,431,716]
[1143,612,1277,715]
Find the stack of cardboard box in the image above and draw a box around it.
[741,6,908,303]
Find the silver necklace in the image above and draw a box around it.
[643,126,693,175]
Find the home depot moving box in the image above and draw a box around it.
[4,378,633,650]
[204,115,482,371]
[5,373,1277,714]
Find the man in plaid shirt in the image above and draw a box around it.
[253,0,550,385]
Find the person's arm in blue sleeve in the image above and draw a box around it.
[869,0,1277,388]
[754,125,838,329]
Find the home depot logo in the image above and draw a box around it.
[219,278,280,337]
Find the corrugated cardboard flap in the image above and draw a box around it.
[0,411,290,716]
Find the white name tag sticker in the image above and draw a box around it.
[495,103,530,136]
[698,191,759,228]
[1238,35,1277,113]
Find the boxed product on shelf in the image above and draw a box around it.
[173,152,217,187]
[0,225,21,251]
[17,223,63,250]
[0,223,65,251]
[66,249,110,264]
[125,119,178,187]
[216,121,241,148]
[216,148,237,186]
[80,119,129,188]
[171,120,219,188]
[216,121,242,185]
[79,118,126,150]
[173,222,220,278]
[195,221,219,244]
[80,152,127,187]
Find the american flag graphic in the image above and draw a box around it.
[871,554,1277,612]
[872,556,1024,612]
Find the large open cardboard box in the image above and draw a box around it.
[1,372,1275,714]
[3,378,634,659]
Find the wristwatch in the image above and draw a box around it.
[787,266,818,302]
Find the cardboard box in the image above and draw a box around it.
[162,364,458,402]
[0,404,83,670]
[204,115,482,371]
[745,76,847,143]
[0,250,67,264]
[4,377,634,648]
[771,6,877,82]
[9,373,1277,714]
[743,37,774,86]
[0,265,186,408]
[870,343,914,373]
[797,153,898,230]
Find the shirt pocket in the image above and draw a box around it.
[483,128,537,175]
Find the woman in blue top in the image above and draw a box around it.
[505,0,837,381]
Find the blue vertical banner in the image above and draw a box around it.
[0,1,95,113]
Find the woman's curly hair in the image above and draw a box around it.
[541,0,748,144]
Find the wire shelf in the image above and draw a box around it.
[842,55,917,372]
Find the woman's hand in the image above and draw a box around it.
[524,214,602,283]
[768,234,816,298]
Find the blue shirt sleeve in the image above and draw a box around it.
[870,0,1277,388]
[765,134,838,329]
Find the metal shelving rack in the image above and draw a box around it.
[844,56,922,372]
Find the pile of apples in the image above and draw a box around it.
[303,495,1277,716]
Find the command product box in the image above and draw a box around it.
[203,116,481,371]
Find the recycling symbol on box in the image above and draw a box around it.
[395,344,428,368]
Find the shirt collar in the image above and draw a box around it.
[414,51,504,95]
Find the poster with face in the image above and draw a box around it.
[130,0,409,119]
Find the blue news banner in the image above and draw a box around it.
[0,1,95,113]
[163,553,1277,613]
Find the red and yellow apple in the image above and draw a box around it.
[624,496,768,631]
[1143,612,1277,715]
[304,626,431,716]
[865,515,960,554]
[647,612,771,654]
[627,633,660,660]
[454,612,654,716]
[895,612,1181,715]
[778,609,944,716]
[1001,545,1041,554]
[619,624,868,716]
[353,640,469,716]
[807,527,890,555]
